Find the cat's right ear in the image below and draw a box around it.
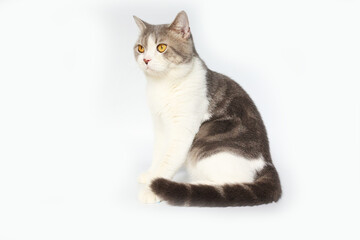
[133,16,148,32]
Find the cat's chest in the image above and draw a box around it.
[146,76,208,119]
[146,83,170,112]
[147,80,191,113]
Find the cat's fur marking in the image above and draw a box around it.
[133,11,282,206]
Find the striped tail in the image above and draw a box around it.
[150,165,282,207]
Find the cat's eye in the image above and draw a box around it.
[157,44,167,53]
[138,45,145,53]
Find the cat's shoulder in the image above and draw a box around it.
[205,69,247,98]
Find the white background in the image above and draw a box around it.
[0,0,359,239]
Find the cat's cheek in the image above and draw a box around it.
[136,55,145,70]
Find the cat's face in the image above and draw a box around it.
[133,11,195,78]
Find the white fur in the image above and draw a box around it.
[143,56,209,180]
[136,35,266,203]
[138,186,161,204]
[187,152,266,184]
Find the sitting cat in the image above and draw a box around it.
[133,11,281,207]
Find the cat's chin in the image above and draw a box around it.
[143,68,167,78]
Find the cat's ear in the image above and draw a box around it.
[169,11,191,39]
[133,16,149,32]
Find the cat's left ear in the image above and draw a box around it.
[169,11,191,39]
[133,16,149,32]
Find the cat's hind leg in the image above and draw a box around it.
[187,152,266,185]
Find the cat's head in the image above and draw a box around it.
[133,11,196,78]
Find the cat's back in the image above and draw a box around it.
[205,70,262,122]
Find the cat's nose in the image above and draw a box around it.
[143,59,151,64]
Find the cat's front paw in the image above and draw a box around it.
[138,171,154,184]
[139,188,161,204]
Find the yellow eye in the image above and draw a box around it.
[157,44,167,53]
[138,45,144,53]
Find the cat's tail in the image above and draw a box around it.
[150,164,281,207]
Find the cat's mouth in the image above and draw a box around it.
[143,65,156,74]
[145,66,152,72]
[143,63,166,75]
[144,65,156,72]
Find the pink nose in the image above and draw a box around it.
[143,59,151,64]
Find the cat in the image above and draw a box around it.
[133,11,282,207]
